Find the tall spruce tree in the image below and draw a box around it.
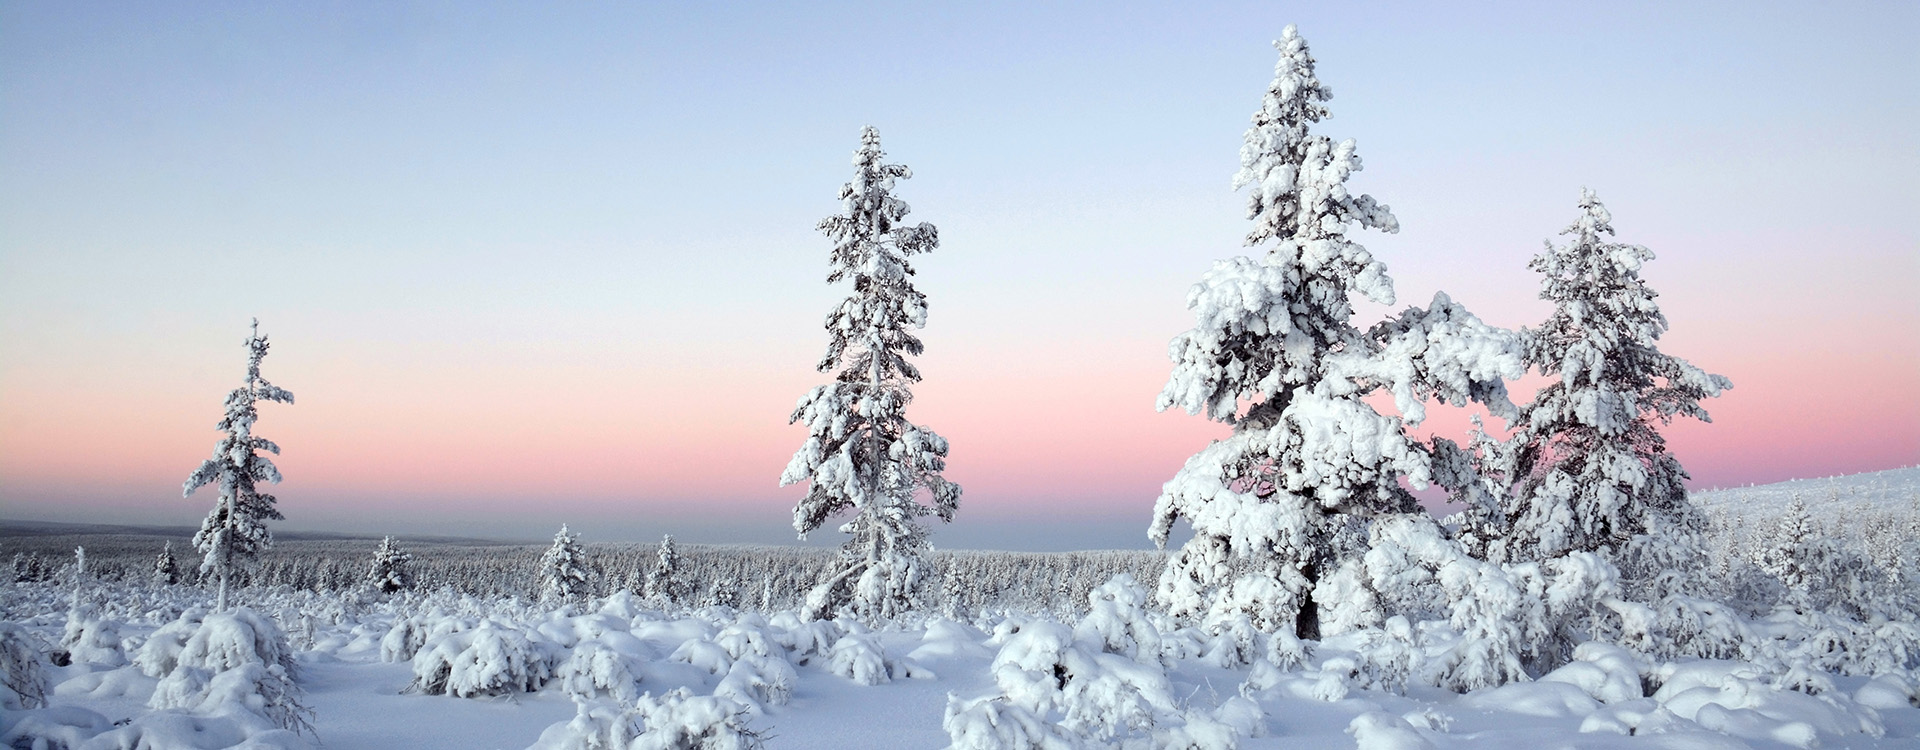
[782,126,961,622]
[183,319,295,610]
[1151,26,1521,640]
[1493,191,1731,566]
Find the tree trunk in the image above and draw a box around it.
[1294,560,1320,641]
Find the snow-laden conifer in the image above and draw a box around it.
[781,126,961,622]
[183,319,295,611]
[153,542,181,586]
[541,525,591,604]
[1758,495,1830,612]
[365,536,413,595]
[1493,191,1731,565]
[1150,26,1521,640]
[647,534,683,607]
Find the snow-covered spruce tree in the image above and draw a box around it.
[781,126,962,622]
[1757,494,1830,611]
[1493,191,1730,568]
[647,533,683,607]
[365,536,413,595]
[183,319,295,611]
[541,525,591,604]
[1150,26,1521,641]
[153,542,181,586]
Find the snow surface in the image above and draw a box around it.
[5,553,1917,749]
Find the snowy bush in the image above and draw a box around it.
[1073,574,1164,666]
[135,607,209,677]
[0,622,49,710]
[533,688,765,750]
[60,599,127,668]
[941,693,1078,750]
[947,615,1239,748]
[145,607,313,734]
[408,619,559,697]
[828,632,894,686]
[558,641,646,703]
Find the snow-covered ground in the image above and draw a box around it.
[5,467,1919,749]
[3,578,1915,748]
[1694,466,1920,513]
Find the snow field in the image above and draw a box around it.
[5,568,1918,750]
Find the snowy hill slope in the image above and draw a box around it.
[1692,466,1920,514]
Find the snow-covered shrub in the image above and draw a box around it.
[535,688,766,750]
[558,641,646,703]
[941,693,1078,750]
[1351,616,1420,693]
[707,618,797,710]
[535,698,644,750]
[380,614,431,662]
[147,607,312,734]
[768,613,842,665]
[1650,660,1886,744]
[1073,574,1163,665]
[630,688,764,750]
[828,633,893,686]
[408,619,558,697]
[59,599,126,667]
[1,706,116,750]
[1625,594,1753,662]
[1200,614,1260,670]
[134,607,208,677]
[947,616,1233,748]
[0,623,49,710]
[1538,642,1646,705]
[715,655,797,713]
[1347,712,1436,750]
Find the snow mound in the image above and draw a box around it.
[408,619,558,697]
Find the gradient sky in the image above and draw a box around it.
[3,2,1915,550]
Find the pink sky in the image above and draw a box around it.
[2,3,1914,548]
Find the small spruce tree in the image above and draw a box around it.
[540,525,590,604]
[183,319,295,610]
[781,126,962,622]
[1493,191,1731,566]
[647,534,682,606]
[1758,495,1828,611]
[153,542,181,586]
[365,536,413,594]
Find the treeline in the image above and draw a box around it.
[5,538,1162,617]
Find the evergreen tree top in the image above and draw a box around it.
[819,126,939,285]
[1524,190,1731,426]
